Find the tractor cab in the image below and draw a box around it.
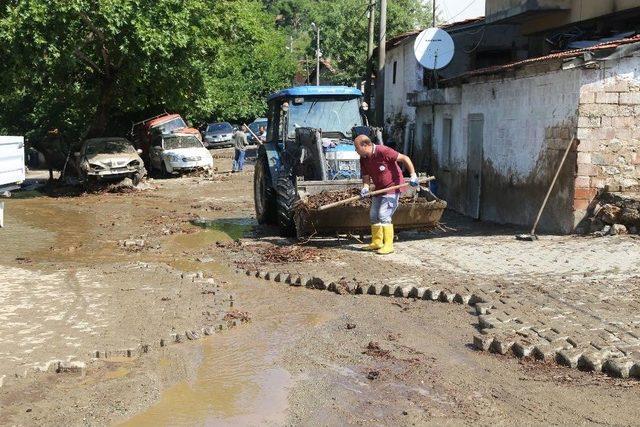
[255,86,379,236]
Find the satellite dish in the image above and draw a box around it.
[414,27,455,70]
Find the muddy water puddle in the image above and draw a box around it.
[190,218,254,240]
[123,282,335,426]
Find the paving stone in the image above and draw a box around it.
[512,339,536,358]
[478,315,500,329]
[273,272,284,282]
[475,302,493,315]
[454,293,472,305]
[385,284,400,297]
[415,287,427,299]
[557,348,585,368]
[379,284,392,296]
[533,343,557,362]
[490,335,515,355]
[439,291,456,303]
[473,334,494,351]
[603,357,634,379]
[310,277,327,290]
[399,286,413,298]
[630,361,640,379]
[425,289,441,301]
[264,271,276,280]
[407,286,420,298]
[578,350,605,372]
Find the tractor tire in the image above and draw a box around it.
[254,150,276,225]
[275,169,299,237]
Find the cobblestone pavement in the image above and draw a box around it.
[227,212,640,379]
[0,261,231,385]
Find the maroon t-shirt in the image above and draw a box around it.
[359,145,404,195]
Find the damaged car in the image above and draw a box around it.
[75,137,146,185]
[149,133,213,176]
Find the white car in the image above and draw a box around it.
[149,133,214,175]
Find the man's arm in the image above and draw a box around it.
[396,154,419,186]
[396,154,416,176]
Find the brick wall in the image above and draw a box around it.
[574,75,640,226]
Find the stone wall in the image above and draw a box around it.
[575,55,640,227]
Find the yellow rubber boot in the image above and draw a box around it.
[377,224,395,255]
[362,224,383,251]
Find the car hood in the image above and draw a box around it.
[206,130,233,136]
[86,152,142,166]
[163,147,212,158]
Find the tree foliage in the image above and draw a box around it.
[265,0,435,85]
[0,0,296,147]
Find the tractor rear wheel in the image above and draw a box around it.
[254,150,276,225]
[275,169,299,237]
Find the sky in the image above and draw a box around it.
[437,0,485,24]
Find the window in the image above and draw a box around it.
[442,118,452,169]
[392,61,398,85]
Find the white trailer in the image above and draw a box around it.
[0,136,26,227]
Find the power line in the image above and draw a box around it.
[443,0,479,25]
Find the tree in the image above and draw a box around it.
[0,0,295,160]
[265,0,434,85]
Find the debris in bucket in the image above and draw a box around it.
[301,188,445,210]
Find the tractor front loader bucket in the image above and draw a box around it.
[293,180,447,238]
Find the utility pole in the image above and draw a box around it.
[432,0,436,28]
[375,0,387,126]
[311,22,321,86]
[364,0,376,108]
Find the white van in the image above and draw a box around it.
[0,136,26,227]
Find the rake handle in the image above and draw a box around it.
[317,176,435,211]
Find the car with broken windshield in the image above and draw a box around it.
[149,133,213,175]
[75,137,146,185]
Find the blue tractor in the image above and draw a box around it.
[254,86,379,236]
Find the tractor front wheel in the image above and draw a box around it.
[275,170,299,237]
[254,150,276,225]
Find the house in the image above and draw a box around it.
[378,18,527,166]
[385,1,640,233]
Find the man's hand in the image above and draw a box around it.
[360,185,370,199]
[409,173,419,187]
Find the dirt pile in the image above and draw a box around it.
[583,192,640,236]
[258,245,324,263]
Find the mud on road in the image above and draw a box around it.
[1,148,639,426]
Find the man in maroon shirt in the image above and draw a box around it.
[354,135,419,255]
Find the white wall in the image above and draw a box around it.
[417,64,582,231]
[383,40,422,151]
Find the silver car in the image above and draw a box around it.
[75,137,146,185]
[203,122,234,148]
